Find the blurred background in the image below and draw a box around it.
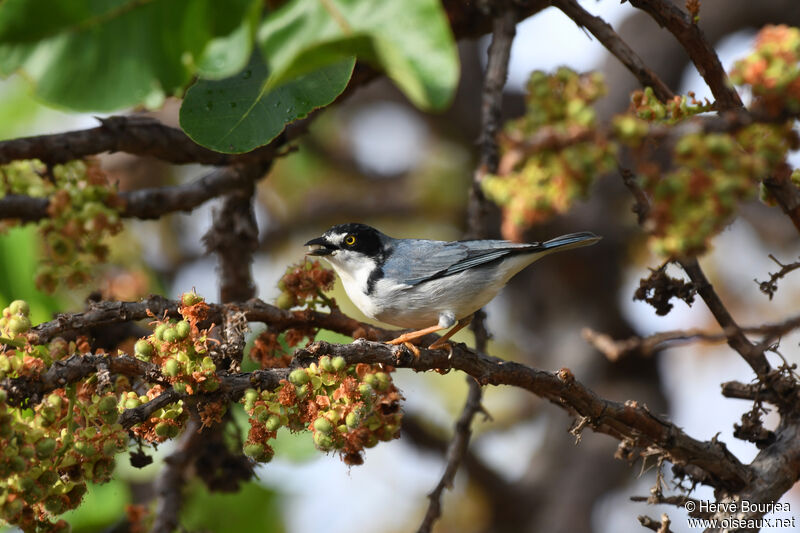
[2,0,800,532]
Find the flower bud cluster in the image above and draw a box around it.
[275,260,335,310]
[482,68,616,241]
[0,374,127,530]
[643,123,793,256]
[730,25,800,115]
[0,159,123,293]
[242,357,402,466]
[128,292,214,441]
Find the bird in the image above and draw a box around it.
[305,223,600,354]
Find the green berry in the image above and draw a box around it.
[8,316,31,334]
[244,442,264,458]
[47,393,63,409]
[345,411,360,429]
[313,417,333,433]
[9,300,29,316]
[181,292,203,306]
[175,320,191,340]
[288,368,310,385]
[35,438,57,459]
[275,292,296,310]
[265,415,281,432]
[134,339,154,359]
[313,431,334,450]
[201,356,216,371]
[163,358,179,377]
[358,384,373,398]
[363,373,378,387]
[331,356,347,372]
[162,327,178,343]
[73,441,96,457]
[375,372,390,391]
[124,398,140,410]
[97,396,117,414]
[244,389,258,403]
[155,422,173,438]
[154,323,169,341]
[319,356,334,372]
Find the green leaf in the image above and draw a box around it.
[180,51,354,153]
[257,0,459,110]
[195,0,262,79]
[0,0,257,111]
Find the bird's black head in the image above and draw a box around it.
[305,223,388,259]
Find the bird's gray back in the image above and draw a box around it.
[381,238,539,286]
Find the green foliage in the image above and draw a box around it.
[180,481,284,533]
[0,0,258,111]
[180,51,354,153]
[0,160,122,293]
[257,0,459,111]
[482,68,616,241]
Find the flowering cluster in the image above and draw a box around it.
[130,292,217,440]
[0,301,128,532]
[250,261,335,368]
[482,68,616,241]
[643,123,793,256]
[243,357,402,466]
[0,159,122,292]
[729,25,800,115]
[629,87,712,123]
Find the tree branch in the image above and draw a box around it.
[0,116,287,167]
[555,0,675,102]
[417,378,484,533]
[626,0,743,110]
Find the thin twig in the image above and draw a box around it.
[755,254,800,300]
[417,379,485,533]
[626,0,743,110]
[583,312,800,361]
[555,0,675,102]
[638,514,674,533]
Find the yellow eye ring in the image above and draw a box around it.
[344,235,356,246]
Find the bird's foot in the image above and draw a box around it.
[403,342,420,358]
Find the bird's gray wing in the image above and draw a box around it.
[384,239,539,286]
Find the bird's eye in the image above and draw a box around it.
[344,235,356,246]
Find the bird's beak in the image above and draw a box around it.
[304,236,335,256]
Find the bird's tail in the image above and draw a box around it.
[541,232,601,253]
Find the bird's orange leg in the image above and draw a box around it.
[428,315,473,354]
[386,324,445,346]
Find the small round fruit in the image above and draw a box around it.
[288,368,310,386]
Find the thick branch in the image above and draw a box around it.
[1,162,272,222]
[0,116,285,167]
[555,0,675,102]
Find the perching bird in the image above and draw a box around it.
[305,223,600,353]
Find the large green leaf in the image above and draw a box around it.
[257,0,459,111]
[180,52,354,153]
[0,0,259,111]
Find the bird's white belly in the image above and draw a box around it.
[369,264,525,329]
